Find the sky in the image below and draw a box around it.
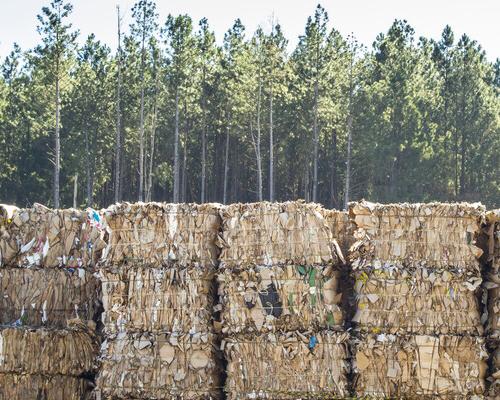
[0,0,499,61]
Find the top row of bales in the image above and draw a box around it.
[1,201,348,270]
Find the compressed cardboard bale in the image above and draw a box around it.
[101,202,221,267]
[324,209,355,256]
[0,203,105,268]
[223,331,350,399]
[100,264,215,334]
[218,201,343,268]
[352,266,483,335]
[353,333,488,398]
[217,265,343,334]
[0,325,97,376]
[0,268,100,328]
[484,210,500,338]
[0,373,92,400]
[348,200,484,274]
[96,331,222,399]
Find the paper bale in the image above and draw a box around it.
[223,331,350,399]
[0,373,92,400]
[217,265,343,334]
[484,210,500,338]
[352,266,482,335]
[96,331,222,399]
[0,325,98,376]
[0,203,105,268]
[0,268,100,328]
[324,209,356,255]
[348,200,484,274]
[100,264,215,334]
[353,333,488,397]
[101,202,221,267]
[218,201,343,268]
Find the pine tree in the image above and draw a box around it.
[35,0,78,207]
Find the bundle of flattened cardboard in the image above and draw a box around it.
[101,202,221,267]
[0,204,102,400]
[97,332,222,399]
[217,201,349,398]
[95,202,223,399]
[348,200,487,397]
[353,334,487,397]
[100,264,215,334]
[484,210,499,397]
[223,331,350,399]
[217,264,343,334]
[0,203,106,268]
[0,268,100,328]
[0,321,98,399]
[218,201,343,267]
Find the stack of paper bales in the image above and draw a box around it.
[0,204,103,399]
[217,201,350,399]
[95,202,223,399]
[349,200,488,398]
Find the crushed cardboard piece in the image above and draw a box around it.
[218,201,343,268]
[101,202,221,267]
[217,265,343,334]
[224,331,350,399]
[100,264,215,334]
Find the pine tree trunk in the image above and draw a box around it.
[201,98,207,203]
[330,129,337,208]
[146,80,158,202]
[304,166,310,202]
[256,79,263,201]
[53,16,61,209]
[73,174,78,209]
[114,6,122,204]
[54,71,60,208]
[84,129,93,207]
[173,88,180,202]
[312,79,319,203]
[269,84,274,202]
[181,101,188,202]
[138,14,146,202]
[223,122,230,204]
[344,114,353,210]
[344,57,354,210]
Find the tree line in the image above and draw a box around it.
[0,0,498,209]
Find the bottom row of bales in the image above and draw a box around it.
[0,201,498,399]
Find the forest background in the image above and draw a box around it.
[0,0,498,209]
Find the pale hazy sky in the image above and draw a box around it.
[1,0,499,60]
